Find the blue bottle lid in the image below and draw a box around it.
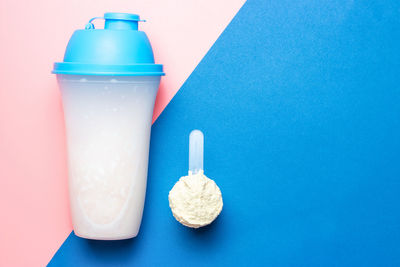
[52,13,164,76]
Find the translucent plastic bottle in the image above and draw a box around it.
[53,13,164,240]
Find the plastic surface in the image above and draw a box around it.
[189,130,204,174]
[58,74,160,240]
[52,13,164,76]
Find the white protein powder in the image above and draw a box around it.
[168,170,223,228]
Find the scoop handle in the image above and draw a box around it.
[189,130,204,174]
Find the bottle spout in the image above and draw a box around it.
[104,13,144,30]
[85,13,145,30]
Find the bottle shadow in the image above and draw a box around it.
[82,235,140,261]
[78,211,225,258]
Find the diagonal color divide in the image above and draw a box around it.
[51,0,400,265]
[0,0,245,266]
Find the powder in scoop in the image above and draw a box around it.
[168,170,223,228]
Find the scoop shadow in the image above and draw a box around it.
[182,211,225,246]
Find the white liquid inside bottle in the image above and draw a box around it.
[58,74,160,240]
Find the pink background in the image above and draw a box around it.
[0,0,245,266]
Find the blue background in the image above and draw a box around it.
[49,0,400,266]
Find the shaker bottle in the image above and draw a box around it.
[52,13,164,240]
